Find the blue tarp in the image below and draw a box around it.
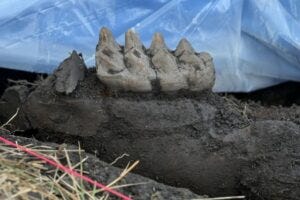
[0,0,299,92]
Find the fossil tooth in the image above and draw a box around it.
[174,38,195,57]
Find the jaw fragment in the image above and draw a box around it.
[96,27,215,92]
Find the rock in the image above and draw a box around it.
[0,85,29,129]
[54,51,86,94]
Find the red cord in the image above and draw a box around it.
[0,136,132,200]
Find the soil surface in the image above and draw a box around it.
[0,63,300,200]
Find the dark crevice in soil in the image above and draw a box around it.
[229,81,300,107]
[0,67,47,96]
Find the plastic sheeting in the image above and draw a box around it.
[0,0,299,92]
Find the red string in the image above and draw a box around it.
[0,136,132,200]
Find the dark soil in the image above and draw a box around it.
[1,64,300,200]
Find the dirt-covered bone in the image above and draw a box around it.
[96,27,215,92]
[54,51,86,94]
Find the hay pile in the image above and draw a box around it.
[0,135,137,200]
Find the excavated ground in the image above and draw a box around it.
[1,67,300,200]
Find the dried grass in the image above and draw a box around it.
[0,140,138,200]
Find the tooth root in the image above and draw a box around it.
[125,29,143,52]
[174,38,195,57]
[149,33,168,56]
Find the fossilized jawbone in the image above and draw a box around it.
[96,27,215,92]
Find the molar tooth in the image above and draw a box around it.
[149,33,168,56]
[174,38,195,57]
